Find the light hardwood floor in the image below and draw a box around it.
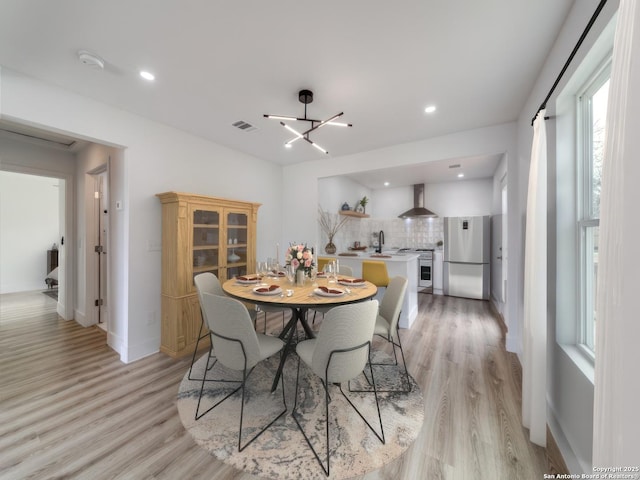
[0,291,565,479]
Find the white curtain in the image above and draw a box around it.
[522,108,547,447]
[593,0,640,465]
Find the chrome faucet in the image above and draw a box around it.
[376,230,385,253]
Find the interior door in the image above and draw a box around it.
[95,171,109,325]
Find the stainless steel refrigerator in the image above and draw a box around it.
[443,216,490,300]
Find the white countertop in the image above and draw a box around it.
[321,251,420,262]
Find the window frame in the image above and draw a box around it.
[575,58,611,358]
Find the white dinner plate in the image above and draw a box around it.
[314,287,345,297]
[236,277,259,284]
[253,285,282,295]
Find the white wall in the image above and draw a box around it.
[1,67,283,363]
[0,171,60,293]
[424,179,493,217]
[318,175,371,215]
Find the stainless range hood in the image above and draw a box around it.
[398,184,438,218]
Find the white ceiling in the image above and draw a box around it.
[0,0,573,185]
[342,153,504,189]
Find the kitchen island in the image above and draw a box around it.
[319,251,419,328]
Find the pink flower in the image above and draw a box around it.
[291,258,300,269]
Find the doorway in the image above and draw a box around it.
[0,170,70,319]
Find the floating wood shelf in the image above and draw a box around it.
[339,210,370,218]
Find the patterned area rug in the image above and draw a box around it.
[177,347,424,480]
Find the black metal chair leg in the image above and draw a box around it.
[292,343,385,477]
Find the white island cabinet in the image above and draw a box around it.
[319,253,419,329]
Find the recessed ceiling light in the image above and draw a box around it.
[384,182,390,187]
[140,70,155,81]
[424,105,437,114]
[457,173,464,178]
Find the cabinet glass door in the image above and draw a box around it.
[226,211,248,279]
[192,208,220,281]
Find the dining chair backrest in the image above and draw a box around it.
[200,292,262,371]
[194,272,224,327]
[194,272,224,302]
[311,300,379,383]
[362,260,390,287]
[380,276,408,333]
[338,264,353,277]
[317,257,331,272]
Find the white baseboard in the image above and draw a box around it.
[121,336,160,364]
[547,406,586,474]
[107,330,125,360]
[74,309,91,327]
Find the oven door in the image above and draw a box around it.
[419,259,432,287]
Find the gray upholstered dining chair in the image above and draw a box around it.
[190,273,225,380]
[195,292,287,452]
[362,275,411,393]
[292,300,384,476]
[192,273,260,380]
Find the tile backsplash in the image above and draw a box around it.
[325,215,444,252]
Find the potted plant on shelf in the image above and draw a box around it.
[358,196,369,214]
[318,207,350,254]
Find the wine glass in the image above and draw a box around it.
[285,264,296,284]
[259,261,270,284]
[267,257,280,277]
[324,262,335,284]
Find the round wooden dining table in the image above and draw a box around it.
[222,275,378,391]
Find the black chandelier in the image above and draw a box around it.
[264,89,352,154]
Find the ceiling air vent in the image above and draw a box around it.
[232,120,257,132]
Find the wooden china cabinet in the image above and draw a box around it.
[156,191,260,358]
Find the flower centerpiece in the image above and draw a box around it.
[285,243,315,278]
[318,207,350,254]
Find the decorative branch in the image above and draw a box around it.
[318,207,350,239]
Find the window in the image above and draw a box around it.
[577,62,610,355]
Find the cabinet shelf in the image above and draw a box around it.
[227,261,247,268]
[339,210,370,218]
[194,223,220,228]
[193,265,219,274]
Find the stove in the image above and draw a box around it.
[397,248,433,288]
